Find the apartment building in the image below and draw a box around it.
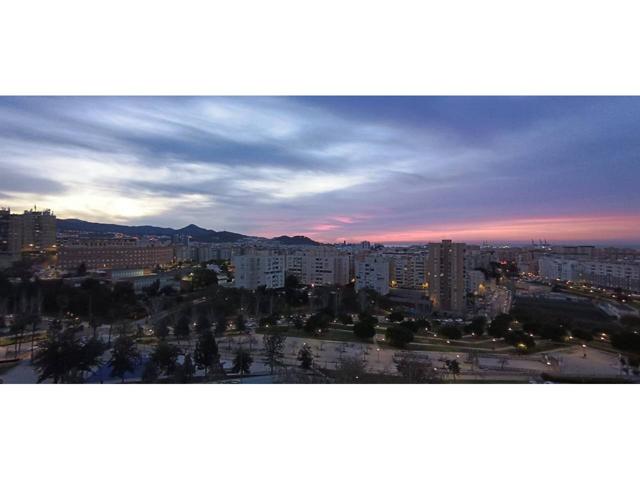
[426,240,466,314]
[58,237,174,271]
[354,255,391,295]
[285,250,350,286]
[232,252,285,289]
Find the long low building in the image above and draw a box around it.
[58,238,174,271]
[539,255,640,292]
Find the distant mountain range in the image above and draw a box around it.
[57,218,321,246]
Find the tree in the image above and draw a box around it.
[33,329,79,383]
[445,359,461,381]
[151,341,180,377]
[539,324,568,342]
[194,331,220,376]
[174,314,191,344]
[232,349,253,375]
[338,313,353,325]
[611,331,640,353]
[142,360,159,383]
[621,315,640,328]
[175,353,196,383]
[195,312,212,335]
[334,356,367,383]
[385,324,414,348]
[109,335,141,382]
[298,344,313,369]
[235,314,247,332]
[571,328,594,342]
[353,321,376,339]
[438,324,463,340]
[191,268,218,289]
[303,312,331,335]
[488,313,513,338]
[394,352,436,383]
[388,311,404,323]
[465,316,486,336]
[154,316,170,340]
[214,316,227,336]
[358,312,378,326]
[504,330,536,351]
[263,332,287,374]
[33,328,106,383]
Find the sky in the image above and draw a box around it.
[0,96,639,245]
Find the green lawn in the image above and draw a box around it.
[512,296,612,329]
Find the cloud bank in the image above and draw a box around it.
[0,96,638,244]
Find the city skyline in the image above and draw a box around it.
[1,96,639,244]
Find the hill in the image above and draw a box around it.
[56,218,320,245]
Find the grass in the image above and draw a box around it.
[513,296,612,330]
[255,326,367,344]
[0,333,46,347]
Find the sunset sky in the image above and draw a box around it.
[0,96,639,245]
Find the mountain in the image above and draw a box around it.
[56,218,320,245]
[270,235,321,246]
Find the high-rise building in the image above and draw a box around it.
[232,252,285,289]
[0,208,10,254]
[0,207,56,260]
[426,240,466,314]
[354,255,391,295]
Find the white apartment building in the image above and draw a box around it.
[354,255,391,295]
[581,260,640,291]
[538,256,581,282]
[232,253,285,289]
[285,250,350,286]
[538,256,640,292]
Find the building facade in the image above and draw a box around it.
[58,238,174,271]
[426,240,466,314]
[285,250,350,286]
[0,207,56,254]
[354,255,391,295]
[232,253,285,289]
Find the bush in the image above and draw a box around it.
[611,331,640,353]
[522,322,541,335]
[414,318,431,331]
[539,324,568,342]
[488,314,513,338]
[385,325,414,348]
[358,312,378,326]
[438,324,462,340]
[304,312,332,334]
[504,330,536,350]
[399,320,419,333]
[570,328,593,342]
[353,321,376,339]
[464,316,486,336]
